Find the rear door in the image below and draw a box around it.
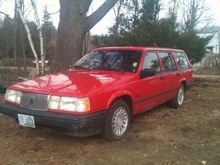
[158,51,179,101]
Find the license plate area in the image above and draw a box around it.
[18,114,36,128]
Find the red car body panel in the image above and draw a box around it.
[8,47,192,115]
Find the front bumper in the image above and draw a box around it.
[0,103,108,137]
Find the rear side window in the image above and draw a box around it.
[142,52,161,73]
[174,52,190,70]
[158,52,176,72]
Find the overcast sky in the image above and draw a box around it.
[0,0,220,35]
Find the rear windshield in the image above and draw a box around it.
[74,50,142,72]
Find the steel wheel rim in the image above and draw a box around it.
[112,107,128,136]
[178,86,184,105]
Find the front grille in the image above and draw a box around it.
[20,93,48,111]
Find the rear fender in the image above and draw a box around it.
[178,78,187,89]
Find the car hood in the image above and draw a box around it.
[10,70,135,97]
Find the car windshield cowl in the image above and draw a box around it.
[95,66,125,73]
[72,65,125,73]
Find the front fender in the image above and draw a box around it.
[107,90,133,109]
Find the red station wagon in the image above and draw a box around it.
[0,47,192,140]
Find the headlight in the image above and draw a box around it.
[48,96,90,112]
[5,89,22,104]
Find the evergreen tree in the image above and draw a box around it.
[0,17,40,60]
[92,0,211,64]
[0,17,14,58]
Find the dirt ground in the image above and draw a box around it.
[0,76,220,165]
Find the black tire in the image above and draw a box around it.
[102,100,131,141]
[170,84,185,108]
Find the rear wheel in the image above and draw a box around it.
[102,100,130,141]
[170,84,185,108]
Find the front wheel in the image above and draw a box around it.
[170,84,185,108]
[102,100,131,141]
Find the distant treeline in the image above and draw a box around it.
[0,7,56,66]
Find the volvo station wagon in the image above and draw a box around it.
[0,47,192,140]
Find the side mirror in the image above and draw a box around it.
[140,69,156,79]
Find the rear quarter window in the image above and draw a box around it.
[174,52,190,70]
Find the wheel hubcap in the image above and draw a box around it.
[177,86,184,105]
[112,107,128,136]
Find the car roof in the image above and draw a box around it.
[94,46,183,52]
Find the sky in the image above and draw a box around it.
[0,0,220,35]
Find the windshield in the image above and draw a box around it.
[74,50,142,72]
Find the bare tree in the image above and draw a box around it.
[182,0,209,31]
[218,32,220,74]
[141,0,161,23]
[167,0,180,22]
[16,0,40,75]
[13,0,18,62]
[112,0,124,35]
[30,0,45,74]
[111,0,140,31]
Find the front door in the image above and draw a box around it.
[135,51,163,113]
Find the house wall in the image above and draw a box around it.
[209,33,220,54]
[198,32,220,54]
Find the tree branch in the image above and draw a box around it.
[31,0,45,74]
[16,0,40,74]
[84,0,119,33]
[0,11,10,18]
[80,0,93,15]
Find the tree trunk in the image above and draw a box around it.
[21,28,26,72]
[218,32,220,55]
[16,0,40,75]
[13,0,18,64]
[31,0,45,74]
[54,0,118,71]
[112,0,123,36]
[18,0,27,73]
[54,0,87,71]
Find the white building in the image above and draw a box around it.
[198,31,220,54]
[194,31,220,69]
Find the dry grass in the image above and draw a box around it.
[0,77,219,165]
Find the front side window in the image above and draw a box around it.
[159,52,176,72]
[174,52,189,70]
[74,50,142,72]
[142,52,161,73]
